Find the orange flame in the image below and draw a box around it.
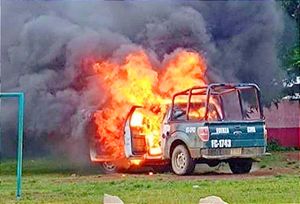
[130,111,144,127]
[130,159,143,166]
[89,48,207,159]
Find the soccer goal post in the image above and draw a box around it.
[0,92,24,200]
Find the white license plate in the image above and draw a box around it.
[231,148,242,155]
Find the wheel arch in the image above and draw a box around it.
[169,139,189,159]
[164,131,191,159]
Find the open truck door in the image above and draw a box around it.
[124,106,148,158]
[124,106,168,170]
[87,106,146,173]
[89,106,149,172]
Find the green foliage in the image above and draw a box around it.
[278,0,300,97]
[259,151,285,168]
[280,0,300,22]
[282,44,300,82]
[287,45,300,75]
[267,139,296,152]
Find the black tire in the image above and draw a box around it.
[229,159,252,174]
[99,162,118,174]
[171,145,195,175]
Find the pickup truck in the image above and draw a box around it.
[89,83,267,175]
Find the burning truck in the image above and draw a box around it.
[85,50,267,175]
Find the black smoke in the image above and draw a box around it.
[0,1,293,158]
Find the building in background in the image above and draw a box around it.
[264,77,300,148]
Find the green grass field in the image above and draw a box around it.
[1,152,299,204]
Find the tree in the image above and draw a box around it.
[279,0,300,98]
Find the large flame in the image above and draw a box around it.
[89,48,207,159]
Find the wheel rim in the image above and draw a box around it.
[175,151,187,170]
[102,162,116,172]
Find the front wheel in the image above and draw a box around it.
[229,159,252,174]
[99,162,118,174]
[171,145,195,175]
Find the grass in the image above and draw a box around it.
[0,153,299,204]
[258,152,285,168]
[267,139,298,152]
[1,174,299,203]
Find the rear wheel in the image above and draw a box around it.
[229,159,252,174]
[171,145,195,175]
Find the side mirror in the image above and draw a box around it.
[173,109,186,119]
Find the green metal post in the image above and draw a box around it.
[16,93,24,199]
[0,92,24,200]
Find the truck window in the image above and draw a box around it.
[220,88,260,121]
[239,88,260,120]
[221,91,242,120]
[172,95,189,120]
[172,104,187,120]
[207,95,222,121]
[188,95,221,121]
[188,94,205,120]
[188,102,206,120]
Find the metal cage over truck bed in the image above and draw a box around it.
[170,83,264,121]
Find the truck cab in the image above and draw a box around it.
[123,83,267,175]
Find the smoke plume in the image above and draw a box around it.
[0,1,288,157]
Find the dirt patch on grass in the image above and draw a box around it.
[54,162,299,183]
[282,151,300,161]
[92,151,300,181]
[11,151,300,184]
